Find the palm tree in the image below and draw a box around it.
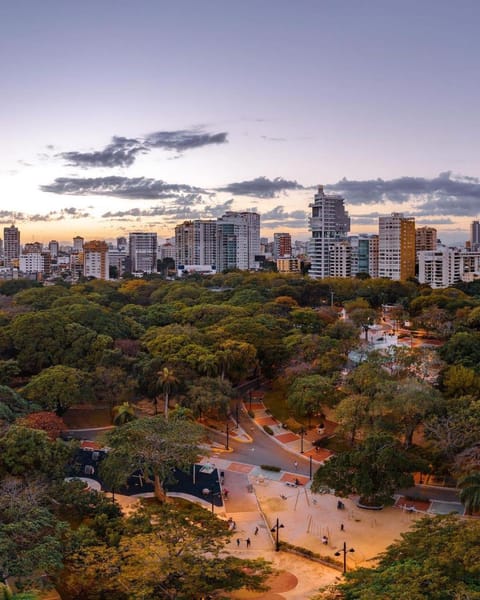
[458,471,480,515]
[157,367,178,421]
[112,401,136,425]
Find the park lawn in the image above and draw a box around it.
[263,380,291,423]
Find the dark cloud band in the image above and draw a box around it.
[216,176,303,198]
[58,129,228,168]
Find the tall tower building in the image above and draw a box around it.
[216,212,260,272]
[416,226,437,252]
[3,225,20,267]
[378,213,416,281]
[84,240,109,280]
[128,232,157,273]
[73,236,84,252]
[48,240,59,258]
[273,233,292,258]
[309,186,350,278]
[470,221,480,250]
[175,220,216,268]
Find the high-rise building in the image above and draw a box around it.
[470,221,480,250]
[273,233,292,259]
[3,225,20,267]
[175,220,217,268]
[309,186,350,279]
[216,212,260,272]
[23,242,43,254]
[416,226,437,253]
[378,213,415,281]
[329,241,352,277]
[83,240,109,280]
[159,239,176,261]
[418,248,461,289]
[48,240,59,258]
[117,236,128,252]
[73,236,84,252]
[129,232,157,273]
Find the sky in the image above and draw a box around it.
[1,0,480,245]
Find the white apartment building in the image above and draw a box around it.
[19,252,44,274]
[129,232,157,273]
[84,240,109,280]
[329,241,352,277]
[309,186,350,279]
[175,220,216,268]
[378,213,415,281]
[216,211,260,271]
[418,248,480,288]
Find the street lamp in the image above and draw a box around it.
[299,427,306,454]
[309,455,313,480]
[270,517,284,552]
[235,402,239,426]
[209,490,221,514]
[248,390,252,411]
[362,322,370,342]
[225,421,229,450]
[335,541,355,574]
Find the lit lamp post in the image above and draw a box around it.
[335,541,355,574]
[271,517,284,552]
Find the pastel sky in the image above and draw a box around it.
[1,0,479,245]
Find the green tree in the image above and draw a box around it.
[100,414,203,500]
[62,502,271,600]
[326,515,480,600]
[287,375,336,426]
[312,433,423,507]
[458,471,480,515]
[112,402,137,425]
[183,377,233,419]
[21,365,93,415]
[157,366,178,419]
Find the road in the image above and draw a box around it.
[68,410,459,502]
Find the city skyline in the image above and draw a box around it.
[2,1,480,244]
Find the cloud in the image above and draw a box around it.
[101,198,235,223]
[217,176,304,198]
[327,172,480,216]
[58,128,228,168]
[41,176,207,200]
[0,207,91,224]
[60,137,146,168]
[260,205,307,228]
[145,130,227,152]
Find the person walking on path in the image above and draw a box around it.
[236,538,240,547]
[246,538,251,548]
[294,461,298,471]
[254,526,259,535]
[340,523,344,531]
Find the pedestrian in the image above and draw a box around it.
[223,489,229,499]
[236,538,240,547]
[322,535,328,545]
[254,526,259,536]
[340,523,344,531]
[232,521,236,530]
[246,537,251,548]
[294,461,298,471]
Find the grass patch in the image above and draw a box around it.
[263,379,290,422]
[320,435,351,454]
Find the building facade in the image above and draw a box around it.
[378,213,415,281]
[83,240,109,280]
[416,226,437,252]
[273,232,292,259]
[129,232,158,273]
[309,186,350,278]
[216,212,260,272]
[3,225,20,267]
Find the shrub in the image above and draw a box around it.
[260,464,281,472]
